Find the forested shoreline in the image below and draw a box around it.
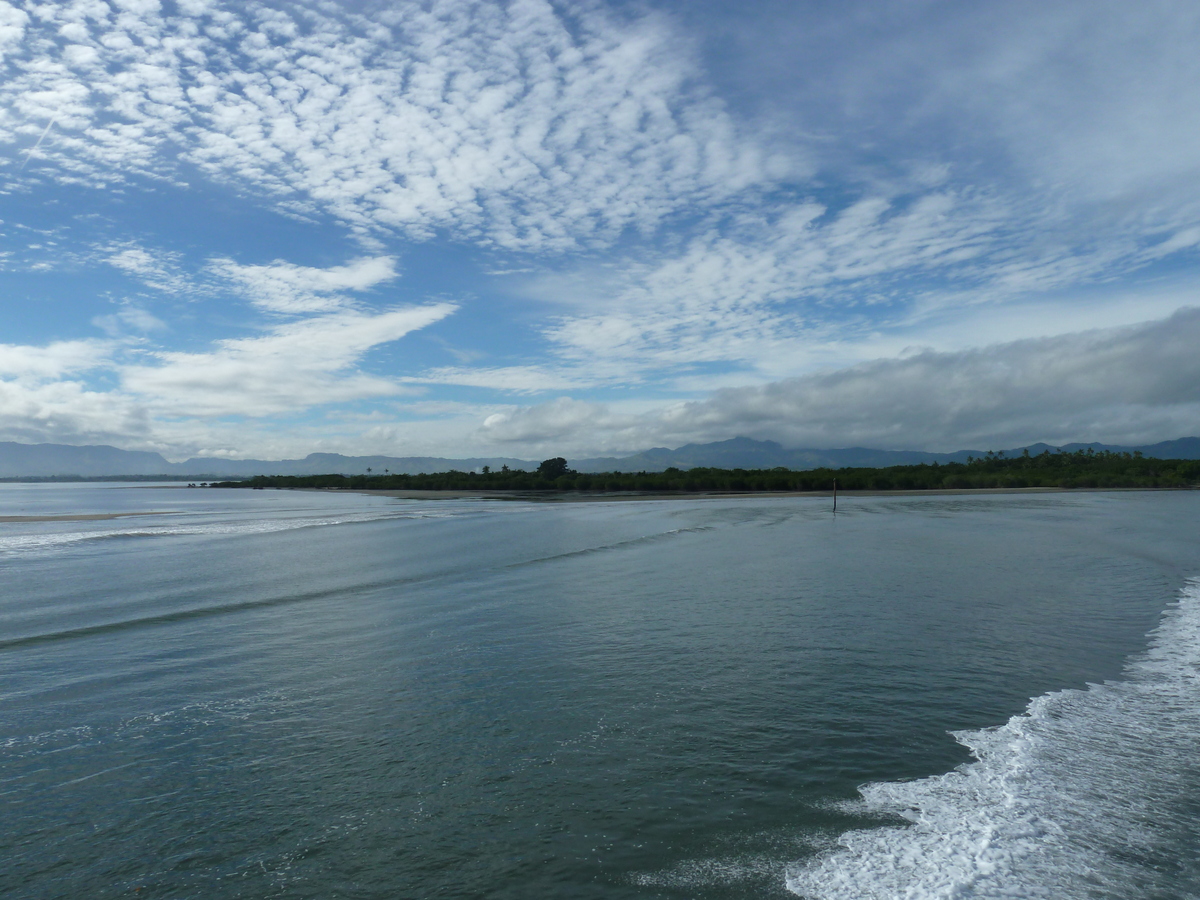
[215,449,1200,493]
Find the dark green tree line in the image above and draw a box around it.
[215,449,1200,493]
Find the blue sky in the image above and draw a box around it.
[2,0,1199,461]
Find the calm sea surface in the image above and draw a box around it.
[2,484,1199,899]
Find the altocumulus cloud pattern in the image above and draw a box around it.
[1,0,1199,461]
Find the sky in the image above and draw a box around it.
[1,0,1199,461]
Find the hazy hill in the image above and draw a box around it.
[169,452,535,477]
[2,436,1198,478]
[0,443,533,478]
[571,438,947,471]
[570,436,1200,472]
[0,442,175,477]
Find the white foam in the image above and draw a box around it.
[632,853,787,888]
[786,579,1200,900]
[0,509,470,556]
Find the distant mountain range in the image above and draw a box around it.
[0,443,533,479]
[572,435,1200,472]
[2,436,1199,478]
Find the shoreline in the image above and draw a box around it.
[291,485,1191,503]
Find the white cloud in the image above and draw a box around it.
[408,364,591,393]
[5,306,1198,460]
[723,0,1200,217]
[121,303,455,416]
[937,2,1200,213]
[209,255,397,314]
[0,337,148,448]
[480,308,1200,453]
[675,309,1200,450]
[483,397,638,446]
[103,243,193,294]
[1,0,765,250]
[0,301,455,451]
[518,165,1200,392]
[92,305,167,336]
[474,0,1200,393]
[1144,227,1200,261]
[0,376,152,447]
[533,191,1004,376]
[0,338,112,379]
[0,2,27,65]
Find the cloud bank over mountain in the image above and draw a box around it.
[481,308,1200,455]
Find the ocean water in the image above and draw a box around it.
[1,483,1198,899]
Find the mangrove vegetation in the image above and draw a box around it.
[215,448,1200,493]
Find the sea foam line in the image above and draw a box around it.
[786,579,1200,900]
[0,510,469,555]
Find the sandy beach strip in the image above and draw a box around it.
[0,512,175,523]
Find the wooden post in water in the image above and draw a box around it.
[833,478,837,512]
